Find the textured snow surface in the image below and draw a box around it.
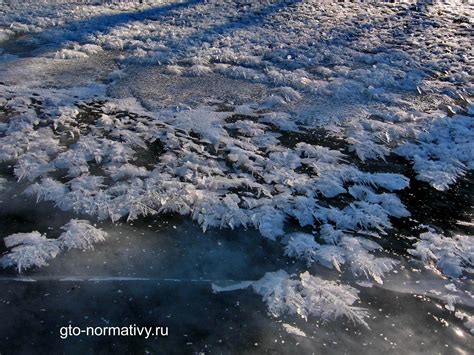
[0,0,473,336]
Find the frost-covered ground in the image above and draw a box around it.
[0,0,473,353]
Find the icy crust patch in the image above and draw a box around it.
[0,220,107,272]
[78,1,472,92]
[408,231,473,278]
[252,270,369,327]
[4,2,472,107]
[0,1,472,335]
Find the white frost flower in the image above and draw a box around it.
[1,232,61,272]
[253,270,369,327]
[58,219,108,251]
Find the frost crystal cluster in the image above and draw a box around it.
[409,231,473,278]
[253,270,369,326]
[1,220,107,272]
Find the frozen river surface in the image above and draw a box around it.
[0,1,473,353]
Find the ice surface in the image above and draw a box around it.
[0,0,473,351]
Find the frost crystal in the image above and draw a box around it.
[282,323,306,338]
[253,270,369,327]
[285,232,398,284]
[395,115,473,191]
[1,232,61,272]
[284,233,320,267]
[58,219,108,251]
[1,220,108,272]
[409,231,473,278]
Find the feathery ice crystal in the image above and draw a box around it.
[253,270,370,327]
[1,220,108,272]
